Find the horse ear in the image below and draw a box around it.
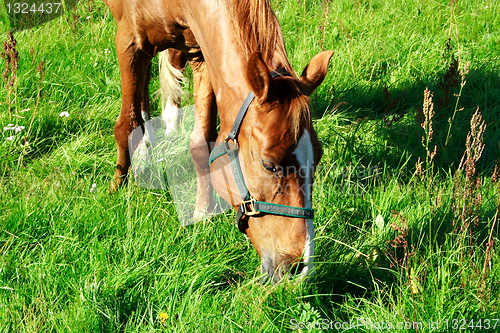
[247,52,272,103]
[300,51,333,95]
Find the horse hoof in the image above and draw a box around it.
[193,209,207,222]
[109,175,126,193]
[109,180,120,193]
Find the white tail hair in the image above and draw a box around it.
[159,49,184,135]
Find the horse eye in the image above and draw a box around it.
[261,159,277,173]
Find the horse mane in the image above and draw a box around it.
[228,0,293,75]
[227,0,311,140]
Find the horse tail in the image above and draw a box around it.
[159,49,184,135]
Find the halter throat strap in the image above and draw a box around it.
[209,69,314,234]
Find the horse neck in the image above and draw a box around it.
[183,0,288,134]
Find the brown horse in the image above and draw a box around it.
[103,0,332,282]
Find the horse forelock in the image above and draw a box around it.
[227,0,294,76]
[274,78,312,143]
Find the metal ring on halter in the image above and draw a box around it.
[224,135,238,149]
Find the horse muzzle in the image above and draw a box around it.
[260,252,308,284]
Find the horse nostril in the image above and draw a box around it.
[290,262,305,276]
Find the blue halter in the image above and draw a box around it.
[208,69,314,233]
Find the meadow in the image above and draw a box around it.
[1,0,499,331]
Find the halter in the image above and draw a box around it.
[208,69,314,233]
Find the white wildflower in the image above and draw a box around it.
[5,136,15,141]
[3,124,24,132]
[59,111,70,117]
[90,183,97,194]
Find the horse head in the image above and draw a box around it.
[211,50,332,282]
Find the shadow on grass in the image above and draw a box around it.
[313,66,500,177]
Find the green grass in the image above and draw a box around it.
[1,0,500,331]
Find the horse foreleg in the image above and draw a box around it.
[189,60,217,221]
[110,20,153,192]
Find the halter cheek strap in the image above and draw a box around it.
[208,69,315,234]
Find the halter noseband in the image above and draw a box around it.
[208,69,314,233]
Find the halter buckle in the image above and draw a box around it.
[241,198,259,216]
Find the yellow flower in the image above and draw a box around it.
[159,312,168,324]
